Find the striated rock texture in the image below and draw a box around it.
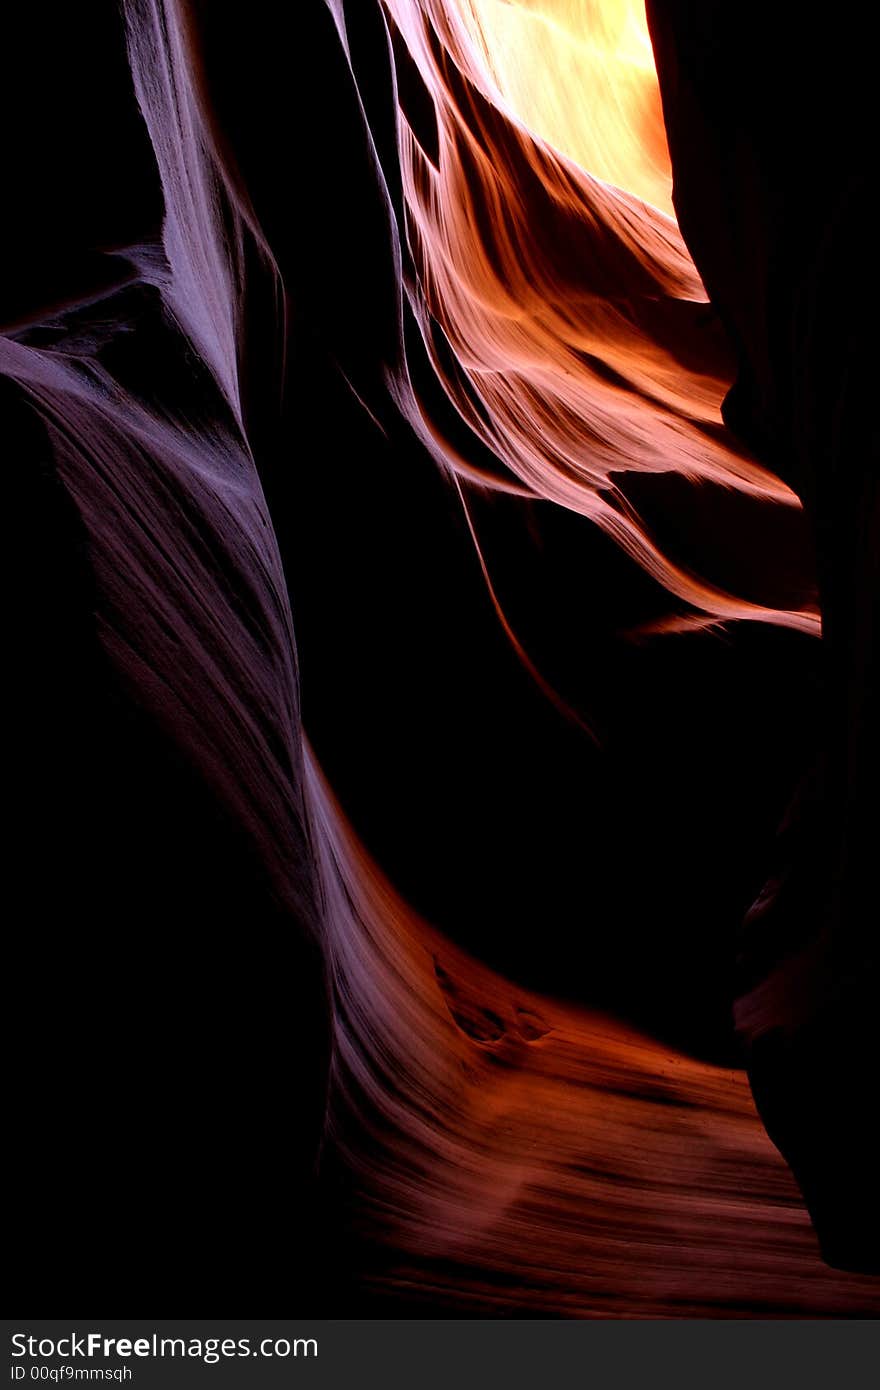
[5,0,877,1309]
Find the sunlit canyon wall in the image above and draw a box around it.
[5,0,877,1311]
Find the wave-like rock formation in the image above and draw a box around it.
[6,0,877,1311]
